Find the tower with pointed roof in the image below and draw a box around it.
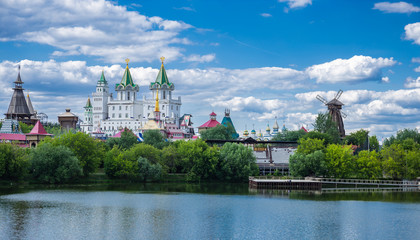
[145,57,181,126]
[5,66,34,123]
[272,117,279,136]
[91,70,110,126]
[221,109,239,139]
[81,97,93,133]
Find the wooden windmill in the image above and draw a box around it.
[316,90,346,138]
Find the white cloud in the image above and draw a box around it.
[405,76,420,88]
[306,55,396,84]
[412,57,420,63]
[415,66,420,72]
[373,2,420,13]
[382,76,390,83]
[260,13,272,18]
[0,0,196,63]
[405,22,420,45]
[184,54,216,63]
[279,0,312,9]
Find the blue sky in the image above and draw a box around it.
[0,0,419,140]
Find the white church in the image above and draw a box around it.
[80,58,182,136]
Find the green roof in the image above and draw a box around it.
[98,70,107,84]
[116,64,137,88]
[84,97,92,108]
[151,63,172,88]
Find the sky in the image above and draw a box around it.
[0,0,419,140]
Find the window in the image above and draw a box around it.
[112,106,115,110]
[176,106,178,110]
[163,91,166,99]
[119,113,121,118]
[119,106,122,110]
[171,105,173,110]
[126,106,128,110]
[162,105,165,110]
[112,113,115,118]
[127,92,130,100]
[125,113,128,118]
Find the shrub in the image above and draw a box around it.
[30,143,82,183]
[0,143,29,180]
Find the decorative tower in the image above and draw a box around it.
[250,124,257,139]
[82,97,93,133]
[243,125,249,138]
[149,57,180,125]
[221,109,239,139]
[154,86,161,126]
[115,59,139,102]
[92,70,110,125]
[272,117,279,135]
[5,65,33,124]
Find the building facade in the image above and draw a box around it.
[82,58,182,136]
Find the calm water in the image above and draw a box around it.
[0,183,419,240]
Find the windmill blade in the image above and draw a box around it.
[335,89,343,100]
[316,95,328,104]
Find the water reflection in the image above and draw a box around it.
[0,184,419,239]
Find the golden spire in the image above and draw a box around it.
[154,86,160,112]
[125,58,130,68]
[160,56,165,66]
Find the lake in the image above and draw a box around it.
[1,183,419,240]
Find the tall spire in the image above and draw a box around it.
[26,91,35,115]
[6,65,32,121]
[98,70,107,84]
[84,97,92,108]
[154,87,160,112]
[116,58,137,88]
[151,56,173,89]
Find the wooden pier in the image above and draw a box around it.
[249,177,322,190]
[249,176,419,190]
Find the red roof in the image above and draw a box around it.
[28,120,50,135]
[301,126,308,132]
[210,112,217,116]
[110,128,137,138]
[0,133,27,141]
[198,119,220,128]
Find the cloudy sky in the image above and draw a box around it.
[0,0,419,140]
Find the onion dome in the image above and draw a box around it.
[243,129,249,136]
[266,124,271,132]
[251,129,256,135]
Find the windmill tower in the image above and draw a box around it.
[316,90,347,138]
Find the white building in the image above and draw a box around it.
[81,58,181,136]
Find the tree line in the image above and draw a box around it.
[285,113,420,180]
[0,129,258,184]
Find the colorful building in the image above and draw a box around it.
[198,112,220,133]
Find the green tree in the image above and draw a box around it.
[0,143,29,180]
[369,136,380,152]
[325,144,355,178]
[30,143,82,183]
[345,129,369,147]
[200,124,236,140]
[143,130,169,149]
[106,128,138,150]
[47,132,103,176]
[405,150,420,180]
[296,138,325,155]
[272,129,307,141]
[383,129,420,146]
[312,112,341,144]
[136,157,162,181]
[19,122,34,133]
[289,150,327,177]
[301,131,334,146]
[130,143,162,164]
[218,142,259,181]
[161,144,181,173]
[103,146,162,181]
[173,139,220,181]
[355,150,382,179]
[380,143,405,179]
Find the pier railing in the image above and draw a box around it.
[306,177,418,186]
